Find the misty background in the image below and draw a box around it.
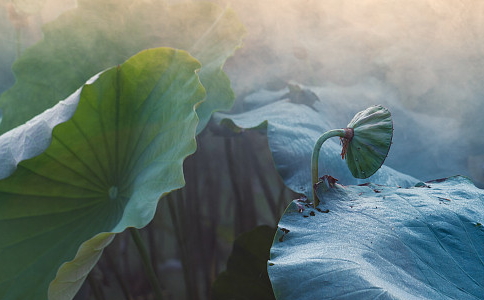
[1,1,483,299]
[3,0,483,185]
[221,0,484,185]
[1,0,484,186]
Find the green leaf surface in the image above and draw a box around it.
[212,225,276,300]
[268,176,484,299]
[0,0,245,134]
[48,233,115,300]
[0,47,205,300]
[215,91,417,199]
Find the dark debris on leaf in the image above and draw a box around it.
[426,177,450,183]
[278,227,290,242]
[279,227,290,234]
[319,175,339,188]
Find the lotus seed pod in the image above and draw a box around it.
[343,105,393,179]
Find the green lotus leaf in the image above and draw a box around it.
[0,0,245,135]
[48,233,115,300]
[344,105,393,179]
[0,47,205,300]
[269,176,484,299]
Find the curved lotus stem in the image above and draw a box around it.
[311,105,393,207]
[311,129,346,206]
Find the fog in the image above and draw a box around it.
[223,1,484,110]
[0,0,76,91]
[220,0,484,185]
[1,0,484,185]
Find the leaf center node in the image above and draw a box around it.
[108,186,118,200]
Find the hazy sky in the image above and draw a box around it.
[1,0,484,185]
[220,0,484,184]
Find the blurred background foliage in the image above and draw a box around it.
[73,129,291,300]
[1,0,484,299]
